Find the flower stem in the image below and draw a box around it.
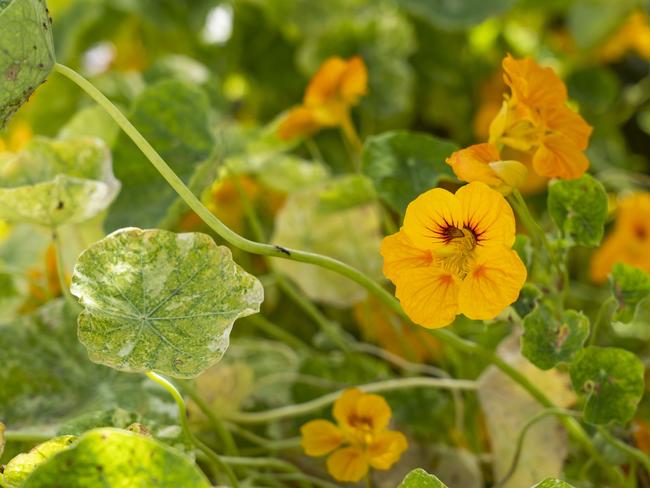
[145,372,239,487]
[51,228,75,307]
[598,427,650,476]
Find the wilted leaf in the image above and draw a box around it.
[0,137,119,227]
[398,468,448,488]
[22,428,211,488]
[532,479,576,488]
[0,0,55,127]
[107,79,214,230]
[521,303,590,370]
[547,174,608,247]
[361,131,457,215]
[71,228,264,378]
[397,0,516,29]
[272,177,383,307]
[570,346,645,425]
[2,436,76,488]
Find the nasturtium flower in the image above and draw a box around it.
[301,388,407,482]
[446,143,527,195]
[591,193,650,283]
[381,182,527,328]
[0,120,32,153]
[277,56,367,140]
[489,55,592,180]
[599,10,650,61]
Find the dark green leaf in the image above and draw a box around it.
[570,346,645,425]
[361,131,457,215]
[398,468,448,488]
[522,303,590,370]
[0,0,55,127]
[610,264,650,324]
[547,174,608,247]
[397,0,516,29]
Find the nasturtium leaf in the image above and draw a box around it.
[532,479,576,488]
[547,174,608,247]
[396,0,516,29]
[22,428,211,488]
[0,137,120,227]
[58,105,119,145]
[107,79,215,230]
[361,131,457,215]
[610,264,650,324]
[522,303,590,370]
[2,436,76,488]
[0,421,5,458]
[272,178,383,307]
[397,468,448,488]
[0,0,55,128]
[570,346,645,425]
[71,228,264,378]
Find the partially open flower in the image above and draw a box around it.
[446,143,527,195]
[301,388,407,482]
[598,10,650,62]
[277,56,367,140]
[381,182,527,328]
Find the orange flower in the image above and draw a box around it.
[446,143,527,195]
[381,182,527,328]
[590,193,650,283]
[599,10,650,62]
[277,56,367,140]
[489,55,592,180]
[301,388,407,482]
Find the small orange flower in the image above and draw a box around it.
[381,182,527,328]
[278,56,367,140]
[301,388,407,482]
[590,193,650,283]
[446,143,527,195]
[599,10,650,62]
[489,55,592,180]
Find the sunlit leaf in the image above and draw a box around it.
[398,468,448,488]
[361,131,457,215]
[70,228,264,378]
[532,479,576,488]
[22,428,211,488]
[547,174,608,247]
[521,303,590,370]
[0,137,120,227]
[570,346,645,425]
[0,0,55,127]
[2,436,76,488]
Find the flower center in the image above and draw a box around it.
[347,414,375,447]
[436,226,477,279]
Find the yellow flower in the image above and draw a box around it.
[489,55,592,180]
[446,142,527,195]
[590,193,650,283]
[0,120,32,153]
[301,388,408,482]
[599,10,650,62]
[278,56,367,140]
[381,182,527,328]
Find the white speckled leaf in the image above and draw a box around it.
[70,228,264,378]
[0,137,119,226]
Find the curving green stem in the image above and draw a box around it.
[53,63,617,480]
[145,372,239,487]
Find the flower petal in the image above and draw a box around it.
[542,105,592,150]
[394,265,460,328]
[533,133,589,179]
[402,187,462,250]
[356,394,392,433]
[300,420,345,457]
[340,56,368,104]
[455,182,517,247]
[333,388,364,428]
[304,57,348,106]
[458,246,527,320]
[502,54,568,109]
[326,446,369,482]
[277,107,321,140]
[381,230,432,283]
[368,430,409,470]
[446,143,503,187]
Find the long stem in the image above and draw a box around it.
[246,314,312,352]
[145,372,239,487]
[598,427,650,476]
[589,295,617,346]
[223,376,477,424]
[51,228,75,306]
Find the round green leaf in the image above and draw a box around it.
[0,137,120,227]
[570,346,645,425]
[610,263,650,324]
[398,468,448,488]
[70,228,264,378]
[361,131,457,215]
[547,174,608,248]
[22,428,211,488]
[521,303,590,370]
[0,0,55,127]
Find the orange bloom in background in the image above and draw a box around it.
[489,55,592,180]
[301,388,407,482]
[0,120,32,153]
[591,193,650,283]
[446,142,527,195]
[381,182,527,328]
[277,56,367,140]
[599,10,650,62]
